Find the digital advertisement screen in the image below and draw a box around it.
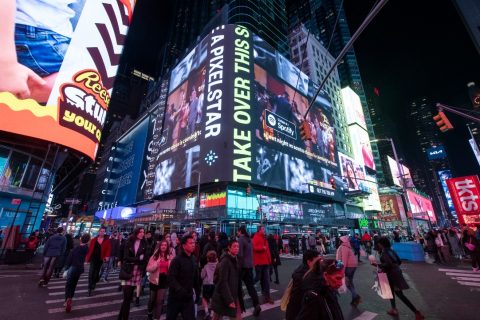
[0,0,135,160]
[446,175,480,224]
[406,190,437,223]
[348,125,375,171]
[437,170,456,217]
[144,25,340,199]
[338,152,366,191]
[387,156,414,188]
[341,87,366,129]
[379,195,403,221]
[426,146,447,160]
[95,206,136,221]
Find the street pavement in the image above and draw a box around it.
[0,254,479,319]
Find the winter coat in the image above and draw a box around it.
[296,269,344,320]
[201,261,217,285]
[85,237,111,263]
[167,250,201,301]
[211,253,240,318]
[146,254,170,286]
[65,244,88,274]
[110,238,120,257]
[43,234,66,257]
[285,263,309,320]
[336,241,358,268]
[120,238,148,273]
[238,235,254,269]
[378,248,409,291]
[268,236,281,266]
[252,233,271,266]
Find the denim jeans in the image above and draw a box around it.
[255,265,271,299]
[100,257,114,281]
[345,267,359,300]
[40,256,57,284]
[65,266,82,299]
[15,24,71,77]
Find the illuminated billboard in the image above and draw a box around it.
[426,146,447,160]
[387,156,414,188]
[379,195,403,221]
[437,170,456,217]
[0,1,135,160]
[338,152,366,191]
[95,206,136,221]
[348,125,375,171]
[341,87,366,129]
[446,175,480,225]
[143,25,339,199]
[406,190,437,223]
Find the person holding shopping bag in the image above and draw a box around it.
[371,237,424,319]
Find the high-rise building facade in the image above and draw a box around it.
[288,25,352,157]
[452,0,480,56]
[285,0,383,178]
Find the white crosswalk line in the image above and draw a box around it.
[458,281,480,287]
[48,280,120,289]
[438,267,480,290]
[242,299,281,317]
[48,299,124,313]
[353,311,378,320]
[48,285,120,296]
[60,305,147,320]
[438,268,477,273]
[445,272,480,278]
[451,277,480,282]
[45,291,122,304]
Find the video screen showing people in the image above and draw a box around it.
[338,152,366,191]
[254,65,337,167]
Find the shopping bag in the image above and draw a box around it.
[373,271,393,299]
[280,279,293,311]
[337,277,348,294]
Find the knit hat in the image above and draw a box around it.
[340,235,350,243]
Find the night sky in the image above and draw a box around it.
[343,0,480,176]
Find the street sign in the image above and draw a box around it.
[11,198,21,205]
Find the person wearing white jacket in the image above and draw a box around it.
[336,235,361,306]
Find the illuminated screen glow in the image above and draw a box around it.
[0,0,135,160]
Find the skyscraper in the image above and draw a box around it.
[285,0,383,177]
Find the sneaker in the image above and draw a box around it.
[253,305,261,317]
[102,278,109,283]
[263,297,274,305]
[65,298,72,313]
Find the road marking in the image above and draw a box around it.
[446,272,480,278]
[48,299,124,313]
[438,268,476,273]
[46,291,122,304]
[452,277,480,282]
[353,311,378,320]
[0,275,20,278]
[48,285,120,296]
[458,281,480,287]
[63,305,148,320]
[48,280,120,289]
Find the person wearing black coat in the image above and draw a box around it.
[267,234,281,284]
[118,228,148,320]
[211,240,241,319]
[372,237,424,320]
[296,258,345,320]
[166,234,201,320]
[285,250,319,320]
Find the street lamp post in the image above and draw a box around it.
[372,138,415,236]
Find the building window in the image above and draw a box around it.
[1,151,29,187]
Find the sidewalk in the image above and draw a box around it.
[0,246,43,270]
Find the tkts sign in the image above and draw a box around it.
[446,175,480,224]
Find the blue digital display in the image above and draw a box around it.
[427,146,447,160]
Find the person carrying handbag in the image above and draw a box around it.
[371,237,424,320]
[146,240,171,320]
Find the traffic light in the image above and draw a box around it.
[246,185,251,196]
[329,176,336,190]
[299,120,312,141]
[433,111,453,132]
[468,82,480,109]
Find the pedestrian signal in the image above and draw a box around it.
[433,111,453,132]
[300,120,312,141]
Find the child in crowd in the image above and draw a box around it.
[201,250,218,320]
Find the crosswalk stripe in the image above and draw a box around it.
[48,299,124,313]
[62,305,147,320]
[48,280,120,289]
[445,272,480,278]
[438,268,476,273]
[242,299,281,317]
[49,285,120,296]
[46,291,122,304]
[353,311,378,320]
[451,277,480,282]
[458,281,480,287]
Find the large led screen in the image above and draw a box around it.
[348,125,375,171]
[341,87,366,129]
[387,156,414,188]
[0,0,135,160]
[144,25,340,199]
[437,170,456,217]
[338,152,366,191]
[406,190,437,223]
